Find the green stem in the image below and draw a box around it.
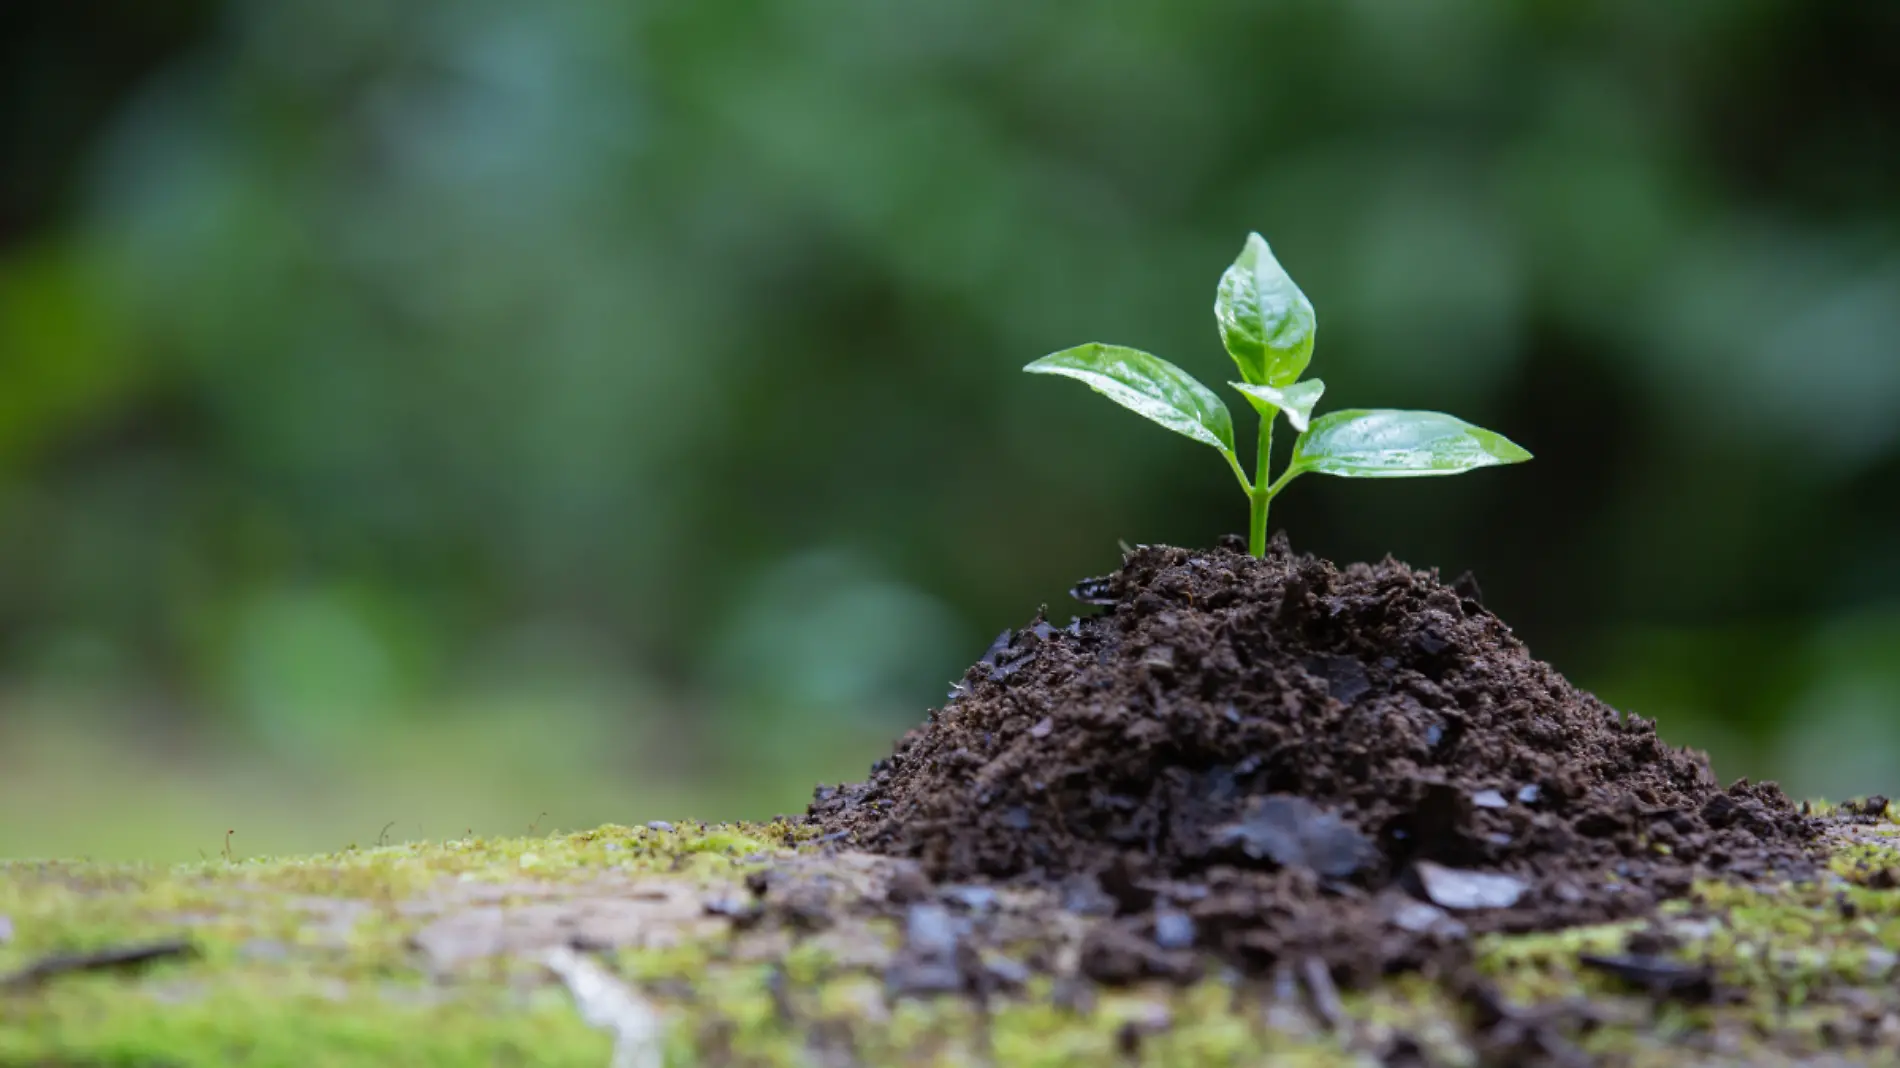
[1223,449,1254,496]
[1248,413,1274,556]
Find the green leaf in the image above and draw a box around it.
[1025,344,1236,455]
[1290,409,1532,478]
[1231,378,1326,433]
[1215,232,1317,386]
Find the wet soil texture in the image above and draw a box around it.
[812,537,1818,984]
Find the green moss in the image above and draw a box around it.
[674,829,775,858]
[0,824,793,1066]
[0,972,612,1068]
[4,818,1898,1065]
[1460,829,1900,1064]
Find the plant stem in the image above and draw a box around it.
[1248,413,1274,557]
[1223,449,1254,496]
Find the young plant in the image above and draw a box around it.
[1025,232,1531,557]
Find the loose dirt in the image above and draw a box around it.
[811,536,1819,985]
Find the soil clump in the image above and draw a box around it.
[811,536,1818,984]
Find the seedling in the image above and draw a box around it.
[1026,232,1530,556]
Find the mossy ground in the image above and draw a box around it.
[2,815,1895,1067]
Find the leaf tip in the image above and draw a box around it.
[1487,432,1534,464]
[1024,345,1089,374]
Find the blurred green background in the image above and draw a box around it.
[3,1,1897,861]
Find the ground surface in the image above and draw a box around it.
[1,811,1897,1066]
[6,545,1895,1065]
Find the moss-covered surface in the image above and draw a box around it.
[2,815,1896,1067]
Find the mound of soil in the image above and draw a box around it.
[811,536,1817,982]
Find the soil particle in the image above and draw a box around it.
[884,903,966,996]
[1078,921,1198,984]
[1212,795,1374,877]
[1411,861,1527,911]
[1151,908,1195,950]
[1842,795,1892,820]
[1471,789,1509,809]
[940,885,999,913]
[1382,893,1466,938]
[812,538,1819,983]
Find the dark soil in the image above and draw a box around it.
[811,536,1819,985]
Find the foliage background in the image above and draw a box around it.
[3,1,1897,859]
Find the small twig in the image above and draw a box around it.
[544,945,665,1068]
[1577,953,1715,1002]
[1300,955,1346,1032]
[529,811,549,836]
[2,939,196,989]
[378,822,397,847]
[222,829,236,864]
